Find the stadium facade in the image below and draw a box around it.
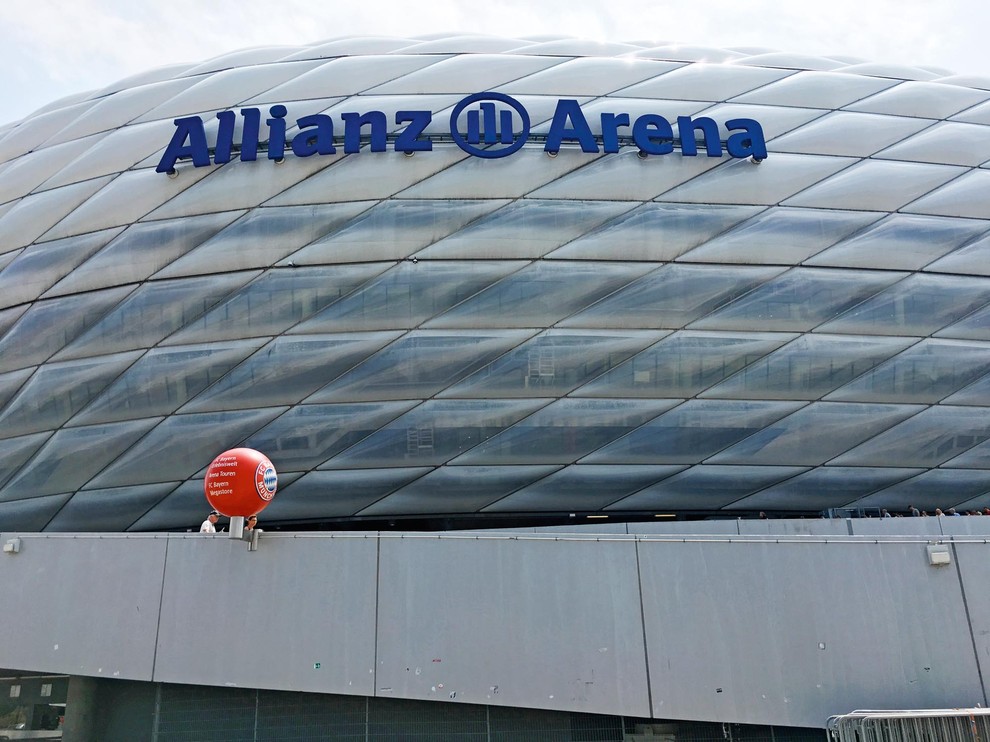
[2,36,990,533]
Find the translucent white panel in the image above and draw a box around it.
[604,465,808,510]
[661,154,854,207]
[614,64,793,102]
[583,399,802,465]
[838,64,938,81]
[367,54,563,94]
[508,40,640,56]
[266,148,472,206]
[441,329,665,399]
[850,469,990,511]
[0,306,27,341]
[845,81,989,118]
[727,467,922,511]
[769,112,930,157]
[321,398,549,468]
[42,120,179,189]
[691,268,906,332]
[0,176,113,251]
[427,261,653,329]
[710,402,922,466]
[0,352,141,438]
[56,273,253,360]
[0,494,70,531]
[91,63,195,98]
[496,58,680,96]
[0,248,19,273]
[697,103,824,140]
[818,274,990,337]
[680,207,880,265]
[0,433,50,490]
[734,53,843,71]
[0,228,122,310]
[87,408,286,490]
[831,406,990,467]
[453,398,676,465]
[280,38,417,60]
[398,145,601,199]
[942,368,990,405]
[291,261,527,332]
[528,148,723,202]
[922,231,990,276]
[0,100,97,162]
[943,440,990,469]
[1,419,159,499]
[238,468,427,523]
[153,202,376,278]
[733,71,896,108]
[936,302,990,341]
[307,330,534,403]
[397,36,530,54]
[244,401,417,471]
[420,200,634,260]
[903,170,990,219]
[135,61,324,122]
[0,287,133,373]
[805,214,987,271]
[704,334,914,400]
[257,56,446,101]
[0,137,95,203]
[875,122,990,167]
[70,342,265,425]
[357,465,562,516]
[178,47,306,77]
[181,332,402,412]
[561,264,782,330]
[572,331,791,398]
[46,483,177,532]
[43,77,201,145]
[782,160,964,212]
[283,200,505,265]
[164,265,389,343]
[46,212,242,296]
[482,464,685,512]
[548,202,760,262]
[627,46,744,64]
[42,166,218,241]
[825,339,990,403]
[951,99,990,125]
[145,155,342,221]
[0,368,32,415]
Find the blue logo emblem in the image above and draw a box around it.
[449,92,530,159]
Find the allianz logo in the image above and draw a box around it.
[156,92,767,174]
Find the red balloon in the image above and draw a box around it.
[204,448,278,517]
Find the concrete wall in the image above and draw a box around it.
[1,523,988,729]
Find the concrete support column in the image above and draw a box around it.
[61,675,100,742]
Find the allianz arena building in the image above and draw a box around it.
[2,34,990,534]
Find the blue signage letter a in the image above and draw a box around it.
[156,117,211,173]
[545,100,599,154]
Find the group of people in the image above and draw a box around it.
[902,506,990,517]
[200,511,259,532]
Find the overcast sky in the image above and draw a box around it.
[2,0,990,125]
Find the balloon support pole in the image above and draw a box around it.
[229,516,244,540]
